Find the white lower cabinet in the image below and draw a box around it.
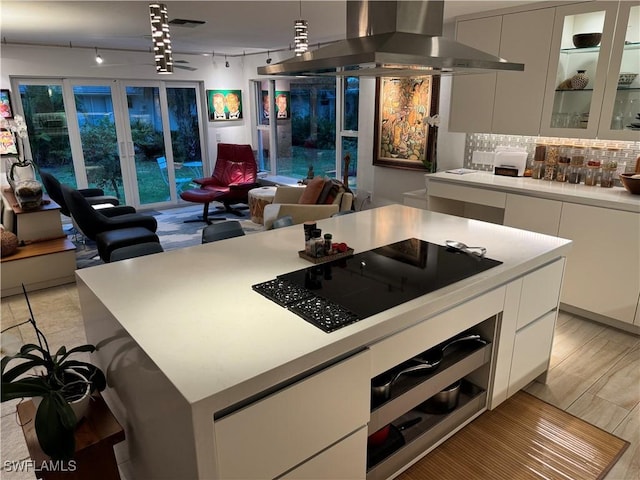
[281,428,368,480]
[508,311,556,396]
[425,176,640,330]
[213,350,370,479]
[559,203,640,325]
[503,193,562,236]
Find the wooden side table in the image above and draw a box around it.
[17,395,125,480]
[248,186,277,224]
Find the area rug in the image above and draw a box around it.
[72,202,264,269]
[396,391,629,480]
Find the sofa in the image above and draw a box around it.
[263,177,354,230]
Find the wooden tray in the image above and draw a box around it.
[298,248,354,264]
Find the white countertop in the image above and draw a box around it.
[426,171,640,213]
[76,205,571,411]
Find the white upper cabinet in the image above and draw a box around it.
[540,2,618,138]
[597,2,640,141]
[450,1,636,140]
[492,8,555,135]
[449,15,501,134]
[450,7,556,135]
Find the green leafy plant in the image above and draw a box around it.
[1,293,106,460]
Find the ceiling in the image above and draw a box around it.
[0,1,542,58]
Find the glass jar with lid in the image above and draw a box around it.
[544,144,560,181]
[556,156,570,182]
[600,160,617,188]
[584,160,601,186]
[532,144,546,180]
[569,145,586,184]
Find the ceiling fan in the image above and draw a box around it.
[92,59,197,71]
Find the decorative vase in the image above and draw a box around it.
[5,157,36,190]
[423,126,438,173]
[570,70,589,90]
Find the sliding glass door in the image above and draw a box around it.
[15,78,205,209]
[71,83,124,200]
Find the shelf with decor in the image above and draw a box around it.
[1,187,76,297]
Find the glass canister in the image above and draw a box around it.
[532,160,545,179]
[544,144,560,181]
[556,156,570,182]
[532,144,546,179]
[569,145,586,184]
[600,160,617,188]
[584,160,601,186]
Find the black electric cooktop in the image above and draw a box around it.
[253,238,502,333]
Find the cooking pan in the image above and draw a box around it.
[371,334,486,404]
[367,417,422,447]
[408,334,486,374]
[371,363,435,404]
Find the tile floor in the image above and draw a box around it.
[1,286,638,479]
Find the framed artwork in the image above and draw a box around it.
[274,91,290,119]
[207,89,243,121]
[373,76,440,171]
[1,90,13,119]
[0,129,18,155]
[261,90,270,122]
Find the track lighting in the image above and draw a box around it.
[225,56,230,68]
[95,47,103,64]
[266,51,272,64]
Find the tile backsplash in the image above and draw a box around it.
[464,134,640,173]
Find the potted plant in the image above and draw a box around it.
[1,289,106,461]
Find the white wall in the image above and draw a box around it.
[1,42,465,205]
[0,44,254,173]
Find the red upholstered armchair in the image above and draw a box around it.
[180,143,259,223]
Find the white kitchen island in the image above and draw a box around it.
[76,205,571,479]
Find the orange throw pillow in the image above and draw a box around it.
[298,176,325,204]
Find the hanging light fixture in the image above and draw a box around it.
[225,55,230,68]
[149,3,173,74]
[94,47,103,64]
[294,1,308,56]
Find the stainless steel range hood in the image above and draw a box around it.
[258,0,524,77]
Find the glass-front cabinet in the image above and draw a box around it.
[599,2,640,141]
[540,1,618,138]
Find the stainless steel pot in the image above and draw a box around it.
[419,380,462,414]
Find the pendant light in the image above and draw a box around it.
[294,1,308,56]
[149,3,173,74]
[94,47,103,64]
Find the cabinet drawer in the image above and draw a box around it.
[508,311,556,396]
[428,182,506,209]
[214,350,370,479]
[517,259,564,330]
[281,427,367,479]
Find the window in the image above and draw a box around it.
[253,76,359,187]
[15,78,205,208]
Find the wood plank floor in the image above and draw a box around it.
[397,391,629,480]
[396,310,640,480]
[1,289,639,479]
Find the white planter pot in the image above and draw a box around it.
[32,372,91,425]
